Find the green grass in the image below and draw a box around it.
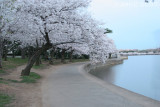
[0,70,6,73]
[7,79,19,83]
[0,78,19,84]
[0,58,28,74]
[2,58,28,67]
[33,64,45,69]
[0,78,8,84]
[20,72,41,83]
[0,93,12,107]
[72,59,89,63]
[0,80,8,84]
[0,72,41,84]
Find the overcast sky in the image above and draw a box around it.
[88,0,160,49]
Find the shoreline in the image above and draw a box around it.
[82,58,160,106]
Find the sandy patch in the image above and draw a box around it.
[0,64,56,107]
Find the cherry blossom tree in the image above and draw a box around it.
[0,0,16,68]
[4,0,92,75]
[3,0,117,76]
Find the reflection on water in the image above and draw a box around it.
[90,55,160,101]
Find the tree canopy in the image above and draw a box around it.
[1,0,118,75]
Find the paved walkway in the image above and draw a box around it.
[41,62,160,107]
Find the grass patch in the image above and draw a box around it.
[0,78,19,83]
[5,58,28,66]
[0,80,8,84]
[0,78,19,84]
[0,93,12,107]
[0,78,8,84]
[0,58,28,74]
[7,79,20,83]
[0,69,6,73]
[33,64,45,69]
[21,72,41,83]
[2,58,28,68]
[0,73,41,84]
[72,59,89,63]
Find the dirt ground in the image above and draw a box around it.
[0,64,55,107]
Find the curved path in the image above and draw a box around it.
[41,62,160,107]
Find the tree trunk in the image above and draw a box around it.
[21,43,52,76]
[69,50,74,62]
[4,46,7,61]
[21,48,26,59]
[28,47,32,60]
[0,35,3,68]
[35,40,40,66]
[39,57,42,64]
[0,37,3,68]
[0,53,2,68]
[35,56,41,66]
[44,51,49,61]
[55,51,59,60]
[49,48,55,65]
[12,49,15,58]
[61,49,65,63]
[109,53,112,59]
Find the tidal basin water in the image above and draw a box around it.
[90,55,160,101]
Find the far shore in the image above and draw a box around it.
[120,53,160,56]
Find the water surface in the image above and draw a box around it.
[90,55,160,101]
